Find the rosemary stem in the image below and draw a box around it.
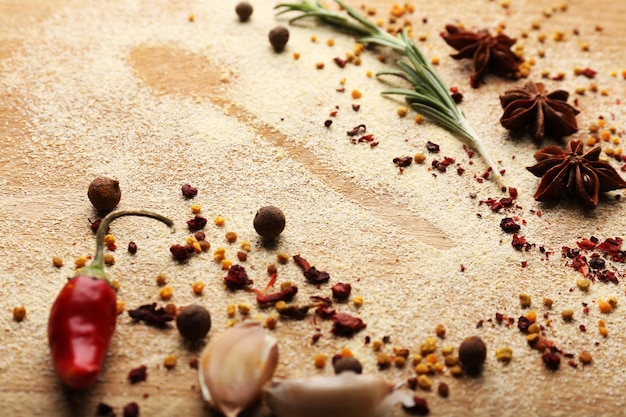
[458,119,505,189]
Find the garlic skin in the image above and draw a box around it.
[198,321,279,417]
[264,372,397,417]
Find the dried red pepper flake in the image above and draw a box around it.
[123,402,139,417]
[331,312,366,337]
[181,184,198,199]
[333,56,348,68]
[542,352,561,370]
[346,124,366,136]
[500,217,521,233]
[577,238,597,250]
[127,365,148,384]
[278,304,310,320]
[517,316,530,333]
[402,396,430,415]
[511,233,530,251]
[128,241,138,254]
[588,254,606,270]
[315,305,336,319]
[89,218,108,234]
[425,141,440,153]
[331,282,352,301]
[431,156,455,172]
[394,156,413,167]
[170,244,194,261]
[186,215,207,231]
[224,264,253,290]
[293,254,312,270]
[479,197,515,212]
[128,303,175,327]
[508,187,518,198]
[597,237,625,262]
[324,119,333,128]
[312,333,322,344]
[293,254,331,284]
[256,285,298,306]
[96,402,115,416]
[580,67,597,79]
[107,242,117,251]
[351,104,360,111]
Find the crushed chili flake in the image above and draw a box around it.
[312,333,323,344]
[580,67,597,79]
[331,282,352,300]
[332,312,366,337]
[293,254,331,284]
[315,305,337,320]
[128,241,138,254]
[346,124,366,136]
[426,141,440,153]
[352,104,360,111]
[542,352,561,370]
[394,156,413,167]
[431,156,455,172]
[96,402,115,416]
[324,119,333,128]
[186,215,207,231]
[127,365,148,384]
[181,184,198,199]
[224,264,253,290]
[89,218,107,234]
[479,197,515,212]
[123,402,139,417]
[278,304,310,320]
[500,217,521,233]
[170,244,194,261]
[402,396,430,415]
[128,304,175,327]
[511,233,530,251]
[333,57,348,68]
[256,285,298,306]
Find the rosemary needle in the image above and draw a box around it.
[275,0,505,189]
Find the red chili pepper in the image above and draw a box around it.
[48,210,173,390]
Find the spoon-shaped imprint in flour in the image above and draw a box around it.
[129,45,452,250]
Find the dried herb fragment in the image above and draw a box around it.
[441,24,521,88]
[393,156,413,167]
[332,312,366,337]
[256,285,298,306]
[293,254,331,284]
[128,303,175,327]
[500,82,580,141]
[277,304,310,320]
[224,265,253,290]
[527,140,626,207]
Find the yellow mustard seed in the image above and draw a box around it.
[353,296,363,307]
[159,285,173,300]
[192,281,205,295]
[214,216,225,226]
[199,240,211,252]
[265,316,278,330]
[227,303,236,317]
[351,89,362,99]
[415,363,430,374]
[431,56,440,65]
[156,273,167,286]
[316,62,325,70]
[525,310,537,323]
[418,33,428,41]
[239,241,251,252]
[531,20,541,30]
[435,324,446,338]
[586,137,597,146]
[192,241,202,253]
[191,204,201,214]
[186,236,198,246]
[238,303,251,315]
[449,365,463,377]
[528,323,540,334]
[526,333,540,345]
[444,355,459,368]
[275,301,287,312]
[213,247,226,261]
[411,354,422,366]
[377,352,392,368]
[163,354,177,369]
[237,251,247,262]
[417,375,432,390]
[116,300,125,315]
[221,259,233,270]
[225,231,237,243]
[74,255,88,269]
[110,279,121,291]
[13,306,26,322]
[441,345,454,356]
[598,299,612,313]
[52,256,63,268]
[561,309,574,321]
[537,33,547,42]
[599,326,608,337]
[314,353,327,368]
[414,153,426,164]
[576,278,591,291]
[397,106,409,117]
[293,52,300,60]
[543,298,554,309]
[495,347,513,362]
[372,340,383,351]
[434,362,445,373]
[103,253,115,266]
[310,35,317,42]
[326,39,335,46]
[103,234,116,245]
[519,293,532,308]
[608,296,618,308]
[598,119,606,127]
[612,136,621,145]
[339,77,346,85]
[420,337,437,355]
[579,351,592,364]
[394,356,407,368]
[414,114,423,124]
[575,87,586,95]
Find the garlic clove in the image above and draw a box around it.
[198,321,279,417]
[264,372,397,417]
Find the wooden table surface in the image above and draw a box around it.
[1,0,625,416]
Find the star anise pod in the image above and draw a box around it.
[441,24,522,88]
[527,140,626,207]
[500,81,580,141]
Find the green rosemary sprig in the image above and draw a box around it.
[275,0,505,188]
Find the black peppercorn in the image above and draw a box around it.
[333,356,363,374]
[176,305,211,342]
[88,176,121,212]
[235,2,253,22]
[253,205,286,239]
[269,26,289,52]
[458,336,487,376]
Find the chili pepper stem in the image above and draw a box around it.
[79,210,175,280]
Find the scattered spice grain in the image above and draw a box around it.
[88,176,121,212]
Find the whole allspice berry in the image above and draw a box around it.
[333,356,363,374]
[269,26,289,52]
[458,336,487,376]
[176,304,212,342]
[88,175,121,212]
[235,2,253,22]
[253,205,286,239]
